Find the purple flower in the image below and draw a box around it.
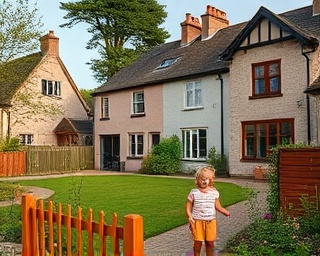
[263,212,272,220]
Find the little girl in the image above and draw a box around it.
[186,166,230,256]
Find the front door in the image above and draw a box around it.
[100,135,120,171]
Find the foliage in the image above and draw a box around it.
[60,0,170,82]
[207,146,228,174]
[226,142,320,256]
[0,0,43,63]
[80,88,95,111]
[0,137,23,152]
[139,135,181,175]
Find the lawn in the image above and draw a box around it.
[13,175,247,239]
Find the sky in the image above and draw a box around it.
[33,0,313,90]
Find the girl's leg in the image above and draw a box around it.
[193,240,202,256]
[205,241,214,256]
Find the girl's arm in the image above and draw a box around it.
[186,200,195,224]
[215,198,230,217]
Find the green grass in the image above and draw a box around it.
[14,175,246,239]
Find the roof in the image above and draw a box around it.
[304,76,320,95]
[94,5,319,95]
[0,52,43,105]
[53,118,93,135]
[220,6,319,60]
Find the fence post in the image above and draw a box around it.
[21,193,36,256]
[123,214,144,256]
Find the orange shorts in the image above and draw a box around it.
[189,219,217,242]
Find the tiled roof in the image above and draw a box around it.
[94,5,319,94]
[0,52,43,105]
[304,76,320,95]
[53,118,93,135]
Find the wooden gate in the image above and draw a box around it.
[21,194,144,256]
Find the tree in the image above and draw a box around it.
[0,0,43,64]
[60,0,170,83]
[80,88,94,110]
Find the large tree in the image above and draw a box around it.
[60,0,170,83]
[0,0,43,63]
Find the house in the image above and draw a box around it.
[0,31,92,145]
[93,2,320,176]
[92,5,244,172]
[220,1,320,176]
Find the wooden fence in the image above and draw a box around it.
[0,151,26,176]
[21,194,144,256]
[279,148,320,217]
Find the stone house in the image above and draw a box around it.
[0,31,92,146]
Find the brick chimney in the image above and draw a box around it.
[201,5,229,40]
[180,13,202,46]
[314,0,320,16]
[40,30,59,56]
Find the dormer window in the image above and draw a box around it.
[157,57,179,69]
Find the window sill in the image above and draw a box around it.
[100,117,110,121]
[127,156,143,160]
[131,113,145,118]
[249,93,283,100]
[182,107,204,111]
[240,158,269,163]
[182,158,207,162]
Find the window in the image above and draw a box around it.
[252,59,281,97]
[242,119,294,160]
[133,91,144,114]
[42,79,61,96]
[19,134,33,145]
[101,97,109,119]
[151,133,160,146]
[185,81,202,108]
[182,129,207,160]
[130,134,144,157]
[157,57,179,69]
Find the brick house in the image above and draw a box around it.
[0,31,92,145]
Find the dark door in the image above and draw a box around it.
[100,135,120,171]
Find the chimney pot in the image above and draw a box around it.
[180,13,202,46]
[40,30,59,56]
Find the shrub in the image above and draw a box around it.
[139,135,181,175]
[207,146,228,175]
[0,136,23,152]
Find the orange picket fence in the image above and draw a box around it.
[21,194,144,256]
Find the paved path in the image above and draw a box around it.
[0,171,269,256]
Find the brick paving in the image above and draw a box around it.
[0,171,269,256]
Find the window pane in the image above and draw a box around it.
[269,63,279,76]
[280,122,292,144]
[48,81,53,95]
[270,77,279,92]
[152,134,160,146]
[255,79,265,94]
[199,129,207,157]
[245,125,254,157]
[255,66,264,78]
[269,123,277,148]
[195,82,202,106]
[257,124,266,157]
[131,135,135,155]
[186,89,193,107]
[137,135,143,155]
[192,130,197,158]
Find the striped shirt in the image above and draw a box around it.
[187,188,220,221]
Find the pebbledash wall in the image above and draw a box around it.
[228,41,312,176]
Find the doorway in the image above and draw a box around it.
[100,135,120,171]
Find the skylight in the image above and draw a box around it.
[157,57,179,69]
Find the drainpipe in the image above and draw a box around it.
[302,46,316,145]
[217,74,224,156]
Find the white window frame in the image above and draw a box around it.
[185,81,202,108]
[101,97,109,118]
[42,79,61,97]
[129,133,144,157]
[132,91,144,114]
[182,128,207,160]
[19,134,33,145]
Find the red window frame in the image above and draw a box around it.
[241,118,294,160]
[251,59,281,98]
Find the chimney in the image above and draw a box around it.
[40,30,59,56]
[314,0,320,16]
[180,13,202,46]
[201,5,229,40]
